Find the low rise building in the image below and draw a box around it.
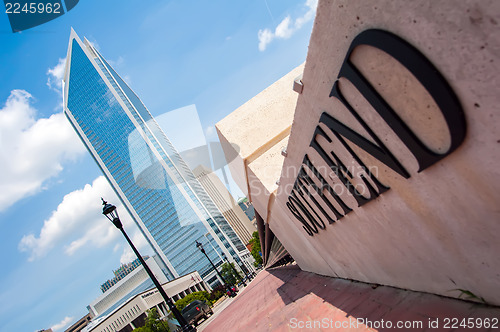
[85,271,208,332]
[88,256,169,318]
[65,314,91,332]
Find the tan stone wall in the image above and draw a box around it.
[273,0,500,305]
[216,64,304,219]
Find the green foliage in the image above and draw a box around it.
[174,291,211,311]
[210,290,224,302]
[249,231,263,266]
[133,308,169,332]
[208,285,226,303]
[221,262,242,285]
[453,289,487,304]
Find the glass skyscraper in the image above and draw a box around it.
[63,30,253,285]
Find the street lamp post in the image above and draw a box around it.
[195,240,228,288]
[225,252,253,282]
[221,252,246,286]
[203,232,222,262]
[102,199,195,332]
[240,261,254,280]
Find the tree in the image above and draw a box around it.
[174,291,211,311]
[133,308,169,332]
[220,262,242,285]
[208,285,226,303]
[249,231,263,266]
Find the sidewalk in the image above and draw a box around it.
[203,264,499,331]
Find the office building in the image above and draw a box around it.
[63,30,252,287]
[193,165,256,245]
[237,197,255,223]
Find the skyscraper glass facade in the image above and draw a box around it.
[64,31,248,282]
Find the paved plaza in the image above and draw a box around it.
[203,264,500,331]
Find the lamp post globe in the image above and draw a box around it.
[196,240,204,253]
[101,198,122,229]
[101,199,196,332]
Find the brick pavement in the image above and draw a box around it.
[203,264,500,331]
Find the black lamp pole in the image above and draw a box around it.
[195,240,227,287]
[221,252,246,286]
[102,199,195,332]
[240,261,254,280]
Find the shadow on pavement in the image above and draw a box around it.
[203,265,500,331]
[269,264,500,330]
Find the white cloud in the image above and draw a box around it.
[275,16,293,39]
[295,0,318,29]
[123,74,132,85]
[258,28,274,52]
[19,176,128,261]
[87,39,100,52]
[47,58,66,92]
[120,231,150,264]
[19,176,151,262]
[205,125,216,140]
[108,56,125,67]
[51,316,73,331]
[120,246,136,265]
[257,0,318,51]
[0,90,86,211]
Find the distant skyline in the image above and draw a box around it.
[100,256,144,294]
[0,1,316,331]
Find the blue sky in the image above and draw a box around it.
[0,1,316,331]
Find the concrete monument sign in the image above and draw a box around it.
[274,0,500,305]
[219,0,500,305]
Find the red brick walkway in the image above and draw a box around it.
[203,264,499,331]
